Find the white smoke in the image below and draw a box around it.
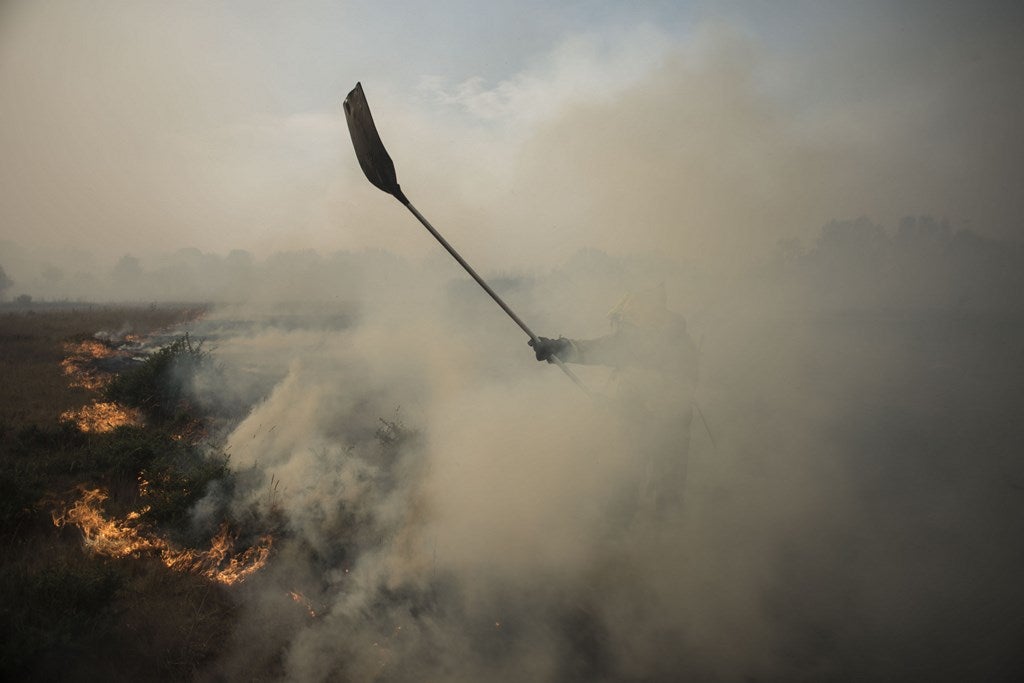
[177,231,1024,681]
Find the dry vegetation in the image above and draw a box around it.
[0,304,246,681]
[0,305,203,428]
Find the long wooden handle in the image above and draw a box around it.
[401,198,591,396]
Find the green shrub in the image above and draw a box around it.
[105,335,207,423]
[140,449,229,530]
[79,425,169,479]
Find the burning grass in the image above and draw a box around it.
[60,401,143,433]
[60,338,124,390]
[0,305,253,680]
[53,487,272,586]
[48,331,274,586]
[0,305,204,429]
[57,330,149,433]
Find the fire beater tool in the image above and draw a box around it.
[343,82,591,395]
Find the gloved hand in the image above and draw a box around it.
[528,336,570,363]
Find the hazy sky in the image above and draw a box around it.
[1,0,1022,268]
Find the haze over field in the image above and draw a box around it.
[2,0,1023,284]
[166,250,1022,681]
[2,1,1023,681]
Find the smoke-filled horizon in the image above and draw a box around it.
[2,1,1023,275]
[3,214,1022,314]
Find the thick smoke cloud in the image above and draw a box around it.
[167,222,1024,681]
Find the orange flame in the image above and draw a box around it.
[60,401,143,433]
[61,340,118,390]
[288,591,319,618]
[53,488,272,585]
[60,338,144,432]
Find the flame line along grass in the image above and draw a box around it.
[61,339,119,390]
[53,488,273,586]
[60,401,143,433]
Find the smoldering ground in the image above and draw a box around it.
[167,233,1024,682]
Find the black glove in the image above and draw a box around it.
[528,336,570,363]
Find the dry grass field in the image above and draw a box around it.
[0,304,248,681]
[0,306,203,428]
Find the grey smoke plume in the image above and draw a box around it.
[179,229,1024,681]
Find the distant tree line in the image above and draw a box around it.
[3,216,1022,313]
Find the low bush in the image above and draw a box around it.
[140,448,229,531]
[105,335,208,423]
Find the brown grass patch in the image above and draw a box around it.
[0,305,204,429]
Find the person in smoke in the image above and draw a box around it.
[529,284,699,518]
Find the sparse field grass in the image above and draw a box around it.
[0,305,204,429]
[0,304,242,681]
